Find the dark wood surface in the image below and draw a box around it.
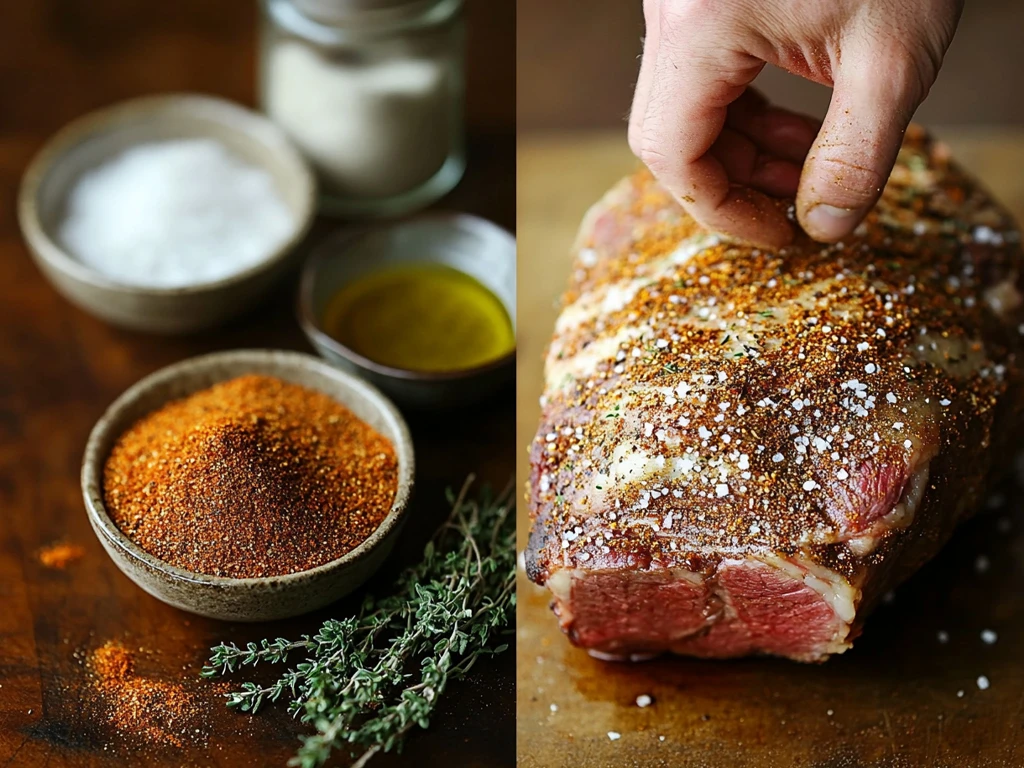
[516,133,1024,768]
[0,2,515,766]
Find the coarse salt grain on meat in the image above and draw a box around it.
[525,127,1024,662]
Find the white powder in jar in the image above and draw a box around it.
[60,138,295,288]
[265,42,451,199]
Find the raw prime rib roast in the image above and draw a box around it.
[525,129,1024,662]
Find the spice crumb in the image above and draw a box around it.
[38,542,85,569]
[975,555,991,574]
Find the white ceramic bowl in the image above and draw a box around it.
[19,94,316,334]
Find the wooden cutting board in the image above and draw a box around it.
[516,131,1024,768]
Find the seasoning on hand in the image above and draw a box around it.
[103,375,398,578]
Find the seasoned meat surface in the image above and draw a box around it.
[526,129,1024,662]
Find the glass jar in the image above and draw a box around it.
[259,0,465,218]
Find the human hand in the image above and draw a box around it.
[628,0,963,248]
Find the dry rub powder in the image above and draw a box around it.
[103,374,399,578]
[88,641,203,748]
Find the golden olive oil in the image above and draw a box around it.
[323,264,515,372]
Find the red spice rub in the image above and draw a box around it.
[92,640,135,680]
[528,127,1024,576]
[103,374,399,578]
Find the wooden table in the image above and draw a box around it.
[516,131,1024,768]
[0,2,514,766]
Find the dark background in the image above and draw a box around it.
[518,0,1024,132]
[0,1,515,767]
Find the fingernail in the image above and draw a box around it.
[804,204,861,242]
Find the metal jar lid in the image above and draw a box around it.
[292,0,448,25]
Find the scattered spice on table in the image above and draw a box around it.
[88,640,204,748]
[92,641,134,680]
[103,374,398,578]
[38,541,85,569]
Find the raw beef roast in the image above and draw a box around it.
[525,129,1024,662]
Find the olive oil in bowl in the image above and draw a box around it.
[299,213,517,407]
[322,264,515,373]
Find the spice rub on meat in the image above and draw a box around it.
[526,128,1024,662]
[104,374,398,578]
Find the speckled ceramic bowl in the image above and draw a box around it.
[19,94,316,334]
[298,213,517,409]
[81,349,414,622]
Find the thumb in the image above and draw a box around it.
[796,55,929,242]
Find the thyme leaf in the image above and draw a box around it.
[202,477,515,767]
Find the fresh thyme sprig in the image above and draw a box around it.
[202,477,516,768]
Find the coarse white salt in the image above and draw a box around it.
[60,139,294,288]
[981,629,997,644]
[937,630,949,644]
[550,703,559,712]
[636,694,653,708]
[607,731,621,741]
[977,675,990,690]
[975,555,990,574]
[957,689,965,698]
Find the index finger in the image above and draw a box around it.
[629,9,793,248]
